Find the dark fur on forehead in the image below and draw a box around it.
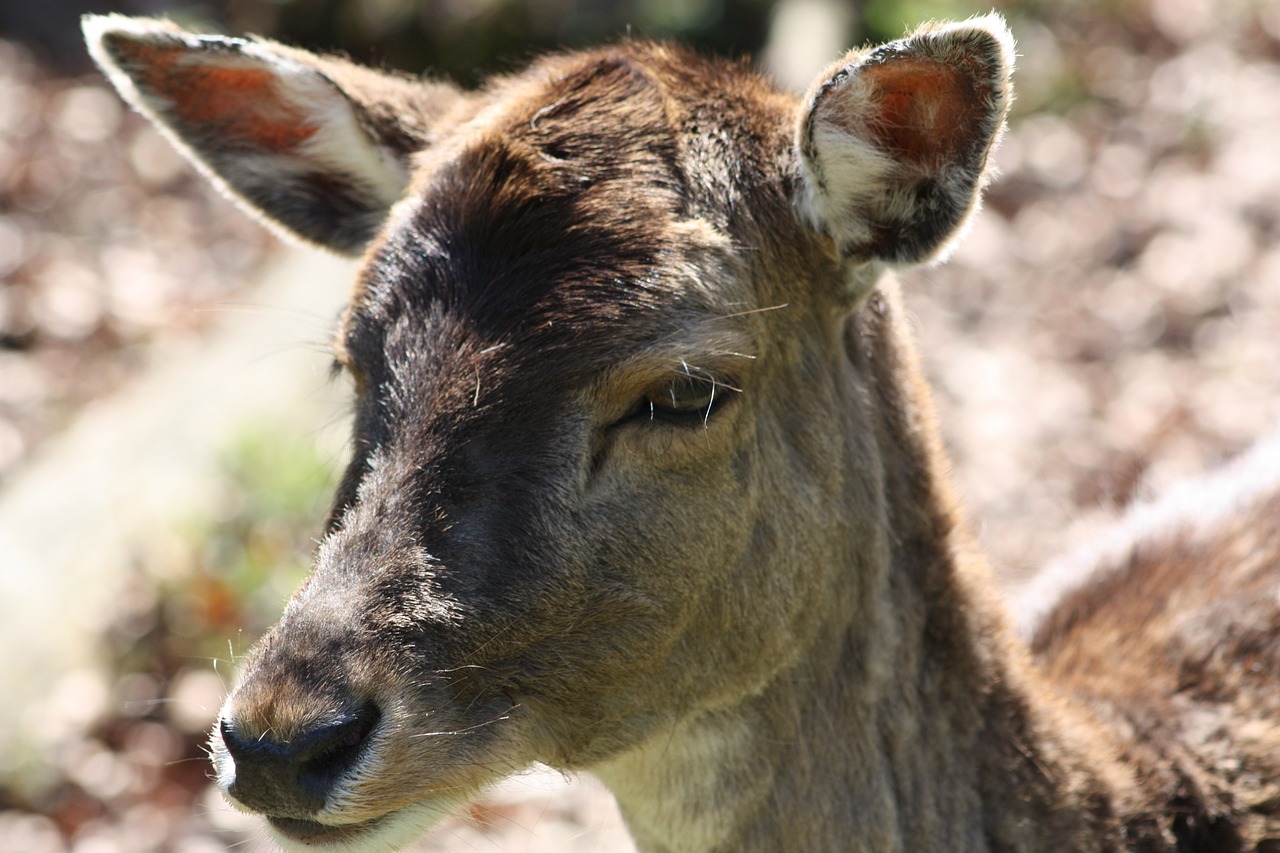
[321,43,797,538]
[343,46,722,374]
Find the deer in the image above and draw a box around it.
[83,11,1280,852]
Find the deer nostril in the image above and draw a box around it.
[220,701,382,816]
[297,702,381,792]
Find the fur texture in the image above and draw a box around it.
[84,13,1280,853]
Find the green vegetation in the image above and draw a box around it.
[860,0,991,42]
[112,425,340,685]
[0,423,342,840]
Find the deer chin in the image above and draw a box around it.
[259,799,463,853]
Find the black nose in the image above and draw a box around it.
[220,701,381,816]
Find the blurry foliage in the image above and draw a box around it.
[219,0,778,87]
[4,0,1017,78]
[860,0,987,41]
[115,424,336,683]
[0,37,272,478]
[0,425,337,843]
[214,0,1018,79]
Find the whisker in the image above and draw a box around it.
[716,302,790,319]
[409,706,520,740]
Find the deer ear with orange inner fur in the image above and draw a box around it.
[82,14,465,255]
[795,15,1014,272]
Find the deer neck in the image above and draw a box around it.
[592,282,1133,853]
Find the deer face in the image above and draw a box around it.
[86,15,1011,850]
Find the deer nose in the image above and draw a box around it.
[219,701,381,816]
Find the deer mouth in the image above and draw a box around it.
[268,814,384,844]
[258,795,467,851]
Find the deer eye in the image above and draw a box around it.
[626,373,738,427]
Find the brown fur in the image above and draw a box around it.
[84,13,1280,853]
[1032,484,1280,850]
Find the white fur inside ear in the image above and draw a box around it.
[83,14,414,251]
[85,15,408,210]
[794,13,1015,272]
[239,42,410,210]
[795,71,898,253]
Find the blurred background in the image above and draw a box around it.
[1,0,1278,849]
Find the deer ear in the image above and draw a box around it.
[82,15,465,255]
[796,15,1013,270]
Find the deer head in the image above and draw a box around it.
[85,14,1012,850]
